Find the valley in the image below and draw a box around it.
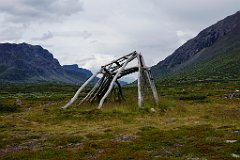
[0,80,239,159]
[0,7,240,160]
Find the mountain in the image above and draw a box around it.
[152,11,240,81]
[0,43,92,84]
[62,64,92,81]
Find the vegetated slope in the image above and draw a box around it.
[151,11,240,80]
[0,43,92,84]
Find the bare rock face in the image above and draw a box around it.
[0,43,92,84]
[152,11,240,78]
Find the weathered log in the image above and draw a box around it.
[101,51,136,68]
[137,54,144,107]
[62,70,102,109]
[78,76,105,106]
[140,54,159,105]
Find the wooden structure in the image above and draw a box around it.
[62,51,159,109]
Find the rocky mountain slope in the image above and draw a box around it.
[151,11,240,80]
[0,43,92,84]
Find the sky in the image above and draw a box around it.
[0,0,240,79]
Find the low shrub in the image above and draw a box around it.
[0,103,21,113]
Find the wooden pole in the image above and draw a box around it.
[62,69,102,109]
[78,76,104,106]
[89,77,109,102]
[137,54,144,107]
[98,53,137,109]
[140,55,159,105]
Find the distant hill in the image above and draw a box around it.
[62,64,92,81]
[151,11,240,81]
[0,43,92,84]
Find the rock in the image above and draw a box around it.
[233,130,240,134]
[187,158,207,160]
[0,151,5,156]
[114,135,136,142]
[150,108,156,113]
[228,90,240,99]
[231,153,240,158]
[16,99,23,106]
[225,140,238,143]
[167,117,177,123]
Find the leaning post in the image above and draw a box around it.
[62,69,102,109]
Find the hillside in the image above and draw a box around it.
[151,11,240,80]
[0,43,92,84]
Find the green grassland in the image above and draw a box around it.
[0,80,240,159]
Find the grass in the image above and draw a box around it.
[0,80,240,159]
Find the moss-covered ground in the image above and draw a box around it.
[0,80,240,159]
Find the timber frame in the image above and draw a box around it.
[62,51,159,109]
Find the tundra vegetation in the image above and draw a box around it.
[0,80,240,159]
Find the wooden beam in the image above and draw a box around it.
[101,51,136,68]
[137,54,144,107]
[62,69,102,109]
[89,77,110,102]
[78,76,105,106]
[140,55,159,105]
[117,66,138,79]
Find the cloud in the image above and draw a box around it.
[0,0,84,24]
[32,31,53,41]
[176,30,197,45]
[1,0,240,77]
[54,31,92,39]
[150,0,240,34]
[76,54,116,72]
[31,30,92,42]
[0,0,84,41]
[0,25,26,41]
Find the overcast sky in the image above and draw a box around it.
[0,0,240,75]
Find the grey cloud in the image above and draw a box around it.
[0,0,84,24]
[148,0,240,29]
[31,30,92,42]
[0,0,84,42]
[82,0,240,66]
[0,25,26,41]
[32,31,53,41]
[76,56,96,66]
[54,31,92,39]
[89,40,98,44]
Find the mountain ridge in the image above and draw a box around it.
[0,43,92,84]
[151,11,240,80]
